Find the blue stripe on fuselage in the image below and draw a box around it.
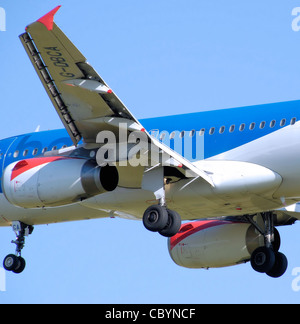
[0,100,299,193]
[141,100,300,158]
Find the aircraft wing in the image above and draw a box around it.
[19,6,214,187]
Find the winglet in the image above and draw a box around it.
[37,5,61,31]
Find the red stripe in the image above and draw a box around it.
[37,6,61,31]
[11,157,67,181]
[169,220,233,250]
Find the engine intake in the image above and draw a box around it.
[2,157,118,208]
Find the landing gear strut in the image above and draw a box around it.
[142,166,182,237]
[247,212,288,278]
[3,221,33,274]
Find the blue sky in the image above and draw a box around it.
[1,0,300,303]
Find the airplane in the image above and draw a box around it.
[1,5,300,278]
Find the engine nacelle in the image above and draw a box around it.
[168,220,264,269]
[2,157,118,208]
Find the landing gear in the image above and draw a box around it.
[159,209,182,237]
[143,206,181,237]
[142,166,182,237]
[266,252,288,278]
[143,205,168,232]
[247,212,288,278]
[251,246,275,273]
[3,221,33,274]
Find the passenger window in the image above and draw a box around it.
[199,128,205,136]
[42,147,48,154]
[270,120,276,128]
[229,125,235,133]
[170,132,175,139]
[189,130,195,137]
[249,122,255,130]
[291,117,297,125]
[52,146,57,151]
[32,148,38,156]
[179,131,185,138]
[23,149,28,157]
[280,119,286,127]
[239,123,245,131]
[149,129,159,138]
[259,121,266,129]
[13,150,19,158]
[209,127,215,135]
[219,126,225,134]
[159,133,166,141]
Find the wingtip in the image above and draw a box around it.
[37,5,61,31]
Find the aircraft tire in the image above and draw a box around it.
[3,254,19,271]
[143,205,168,232]
[3,254,26,274]
[251,246,275,273]
[12,256,26,274]
[266,252,288,278]
[159,209,181,237]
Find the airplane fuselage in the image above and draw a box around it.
[1,100,300,226]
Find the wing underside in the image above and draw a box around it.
[20,15,138,145]
[19,6,214,187]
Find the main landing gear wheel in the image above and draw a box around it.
[143,205,168,232]
[266,252,288,278]
[248,212,288,278]
[251,247,275,273]
[251,247,288,278]
[3,221,33,274]
[141,166,182,237]
[143,205,181,237]
[159,210,182,237]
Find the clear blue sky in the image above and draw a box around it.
[1,0,300,304]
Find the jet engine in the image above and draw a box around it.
[168,219,265,269]
[2,156,118,208]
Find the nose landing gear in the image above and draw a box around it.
[3,221,33,274]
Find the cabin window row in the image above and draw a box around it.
[12,145,68,158]
[157,117,297,140]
